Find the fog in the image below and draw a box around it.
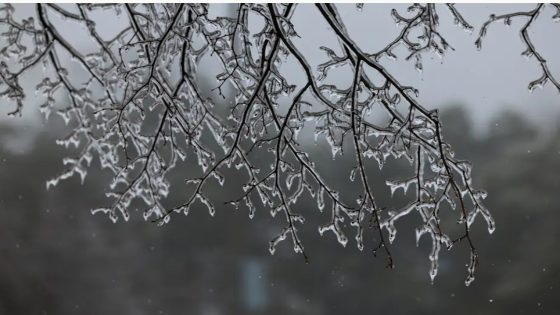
[1,3,559,315]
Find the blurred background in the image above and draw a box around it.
[1,3,559,315]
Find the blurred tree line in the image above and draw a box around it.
[1,104,559,315]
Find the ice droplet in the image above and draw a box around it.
[474,39,482,51]
[528,73,548,93]
[415,55,423,75]
[521,48,534,60]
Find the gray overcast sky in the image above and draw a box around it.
[1,3,559,139]
[290,3,560,133]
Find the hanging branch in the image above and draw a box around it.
[0,3,525,285]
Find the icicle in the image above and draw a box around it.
[197,194,215,216]
[465,251,478,286]
[269,228,289,255]
[317,186,325,211]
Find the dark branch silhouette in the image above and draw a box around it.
[3,3,553,285]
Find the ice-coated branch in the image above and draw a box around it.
[476,3,560,93]
[0,3,513,285]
